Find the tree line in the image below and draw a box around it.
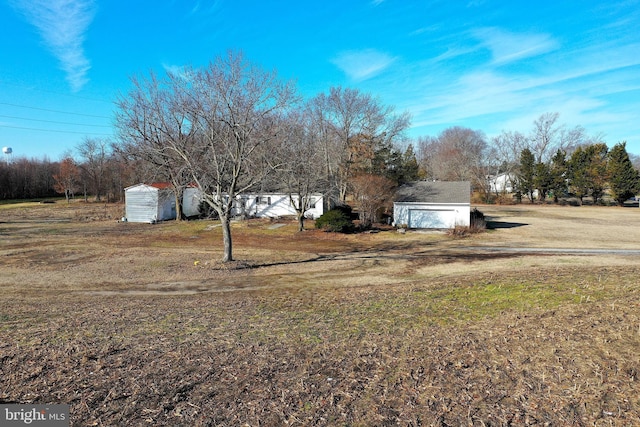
[0,138,145,202]
[415,112,640,205]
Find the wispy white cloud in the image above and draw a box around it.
[409,24,441,37]
[473,27,559,65]
[331,49,397,81]
[10,0,95,92]
[376,33,640,144]
[162,63,195,81]
[187,0,221,17]
[432,46,478,62]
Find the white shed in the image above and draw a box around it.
[124,183,177,223]
[394,181,471,229]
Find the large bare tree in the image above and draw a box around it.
[308,86,410,206]
[116,71,198,220]
[270,109,328,231]
[530,112,585,163]
[116,51,296,262]
[418,127,488,190]
[187,53,296,261]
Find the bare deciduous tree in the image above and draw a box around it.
[351,173,395,228]
[187,53,296,261]
[116,51,296,262]
[116,71,198,219]
[488,130,528,196]
[308,87,410,206]
[272,110,327,231]
[417,127,488,193]
[530,112,585,163]
[77,137,110,202]
[53,156,80,203]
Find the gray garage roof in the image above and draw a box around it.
[395,181,470,204]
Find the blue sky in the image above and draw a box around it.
[1,0,640,160]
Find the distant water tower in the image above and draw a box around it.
[2,146,12,164]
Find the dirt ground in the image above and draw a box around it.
[1,201,640,426]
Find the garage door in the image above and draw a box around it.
[408,209,456,229]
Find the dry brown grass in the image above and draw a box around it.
[2,201,640,425]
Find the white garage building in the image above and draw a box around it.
[393,181,471,229]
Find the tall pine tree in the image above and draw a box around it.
[517,148,536,202]
[549,149,567,203]
[608,142,640,206]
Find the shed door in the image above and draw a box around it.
[408,209,456,229]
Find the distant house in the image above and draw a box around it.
[393,181,471,229]
[124,183,176,223]
[488,173,515,193]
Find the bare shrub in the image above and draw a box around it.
[448,208,486,237]
[470,208,486,231]
[471,191,489,204]
[447,225,471,237]
[495,193,516,205]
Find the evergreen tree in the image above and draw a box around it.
[568,143,608,204]
[549,149,567,203]
[568,146,590,203]
[586,143,609,204]
[400,144,420,183]
[534,162,552,203]
[608,142,640,206]
[371,140,402,183]
[517,148,536,202]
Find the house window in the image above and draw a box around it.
[308,198,316,209]
[256,196,271,205]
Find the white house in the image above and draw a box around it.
[488,172,515,193]
[232,193,324,219]
[124,183,177,223]
[393,181,471,229]
[125,183,324,222]
[182,186,203,218]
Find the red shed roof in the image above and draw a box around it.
[149,182,173,189]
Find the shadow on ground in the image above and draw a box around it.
[486,220,528,229]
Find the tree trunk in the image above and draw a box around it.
[296,211,305,232]
[221,214,233,262]
[174,193,182,221]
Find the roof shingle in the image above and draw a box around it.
[395,181,470,204]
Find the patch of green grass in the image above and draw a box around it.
[241,274,612,342]
[0,313,14,322]
[424,281,579,322]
